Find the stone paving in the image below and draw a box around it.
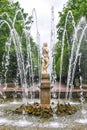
[0,81,87,93]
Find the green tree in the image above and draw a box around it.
[0,0,38,83]
[55,0,87,84]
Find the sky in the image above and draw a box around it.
[13,0,68,47]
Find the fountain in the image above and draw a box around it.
[0,3,87,129]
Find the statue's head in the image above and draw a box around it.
[43,42,47,47]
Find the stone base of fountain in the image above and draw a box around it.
[40,73,50,105]
[14,102,53,118]
[13,72,77,118]
[56,103,77,116]
[14,102,77,118]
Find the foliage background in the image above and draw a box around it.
[0,0,38,83]
[55,0,87,86]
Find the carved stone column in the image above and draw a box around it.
[40,73,50,105]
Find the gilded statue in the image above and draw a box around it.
[41,43,49,74]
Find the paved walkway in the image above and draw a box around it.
[51,82,87,92]
[0,82,87,93]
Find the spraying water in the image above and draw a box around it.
[58,11,75,100]
[66,17,87,101]
[0,9,39,104]
[57,10,87,104]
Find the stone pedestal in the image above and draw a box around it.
[40,73,50,105]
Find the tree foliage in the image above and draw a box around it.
[0,0,38,83]
[55,0,87,84]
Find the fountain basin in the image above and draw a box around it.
[0,99,87,130]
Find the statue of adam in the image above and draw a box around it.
[41,43,50,74]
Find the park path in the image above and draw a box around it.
[51,81,87,93]
[0,81,87,93]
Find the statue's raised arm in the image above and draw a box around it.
[41,43,50,74]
